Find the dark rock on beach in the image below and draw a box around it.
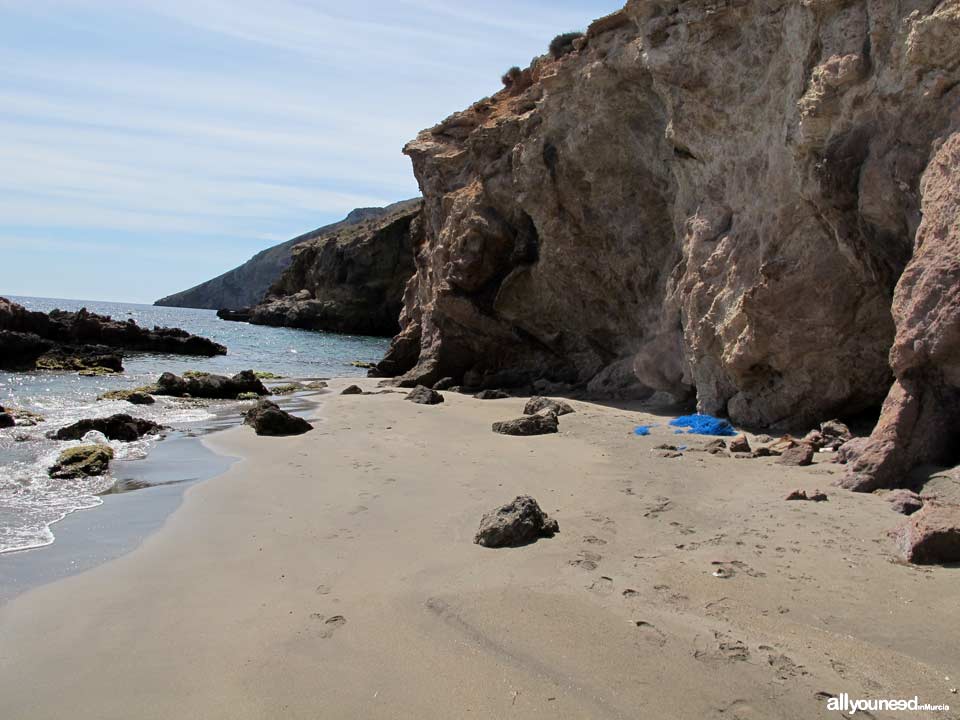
[0,411,14,429]
[53,414,162,442]
[243,399,313,436]
[474,495,559,548]
[49,444,114,479]
[154,370,268,400]
[729,435,751,454]
[341,385,364,395]
[405,386,444,405]
[493,411,559,436]
[523,397,574,416]
[778,445,815,467]
[473,389,510,400]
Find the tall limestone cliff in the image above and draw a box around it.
[376,0,960,488]
[154,204,410,310]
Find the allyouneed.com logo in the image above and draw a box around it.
[826,693,951,714]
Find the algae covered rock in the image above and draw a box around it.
[49,444,114,479]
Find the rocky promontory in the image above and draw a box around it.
[373,0,960,490]
[247,199,421,336]
[154,204,415,311]
[0,297,226,371]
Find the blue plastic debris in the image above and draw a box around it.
[668,414,737,437]
[634,425,653,436]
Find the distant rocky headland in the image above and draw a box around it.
[0,297,226,372]
[154,201,419,312]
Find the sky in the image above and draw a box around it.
[0,0,623,303]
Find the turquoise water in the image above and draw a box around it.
[0,296,389,555]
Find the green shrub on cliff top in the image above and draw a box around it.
[501,66,522,88]
[549,31,583,59]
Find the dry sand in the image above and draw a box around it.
[1,380,958,719]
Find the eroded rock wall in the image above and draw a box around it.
[380,0,960,435]
[249,199,422,337]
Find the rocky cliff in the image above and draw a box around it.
[154,204,412,310]
[376,0,960,488]
[247,199,421,336]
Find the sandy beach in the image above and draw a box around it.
[1,380,957,719]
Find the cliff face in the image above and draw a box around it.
[248,199,421,337]
[379,0,960,452]
[154,205,408,310]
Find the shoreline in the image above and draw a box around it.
[0,379,957,719]
[0,389,324,603]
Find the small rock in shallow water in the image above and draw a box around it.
[474,495,559,548]
[0,412,13,429]
[49,444,114,479]
[53,414,162,442]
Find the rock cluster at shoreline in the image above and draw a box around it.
[0,297,226,372]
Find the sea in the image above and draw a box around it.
[0,296,389,558]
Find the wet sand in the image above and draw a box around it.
[0,380,957,719]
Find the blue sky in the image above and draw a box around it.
[0,0,623,303]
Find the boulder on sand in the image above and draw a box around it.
[474,495,559,548]
[406,385,444,405]
[48,444,114,479]
[53,414,162,442]
[154,370,268,400]
[341,384,364,395]
[523,396,574,416]
[492,410,559,436]
[891,502,960,564]
[243,399,313,436]
[474,389,510,400]
[778,444,815,466]
[0,411,14,429]
[729,435,751,453]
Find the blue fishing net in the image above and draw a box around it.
[668,414,737,437]
[633,425,653,436]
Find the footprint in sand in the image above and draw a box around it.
[569,551,602,571]
[643,497,672,518]
[587,576,614,595]
[634,620,667,647]
[315,584,332,596]
[311,614,347,639]
[583,535,607,546]
[766,652,807,681]
[694,632,750,663]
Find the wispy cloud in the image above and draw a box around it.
[0,0,623,302]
